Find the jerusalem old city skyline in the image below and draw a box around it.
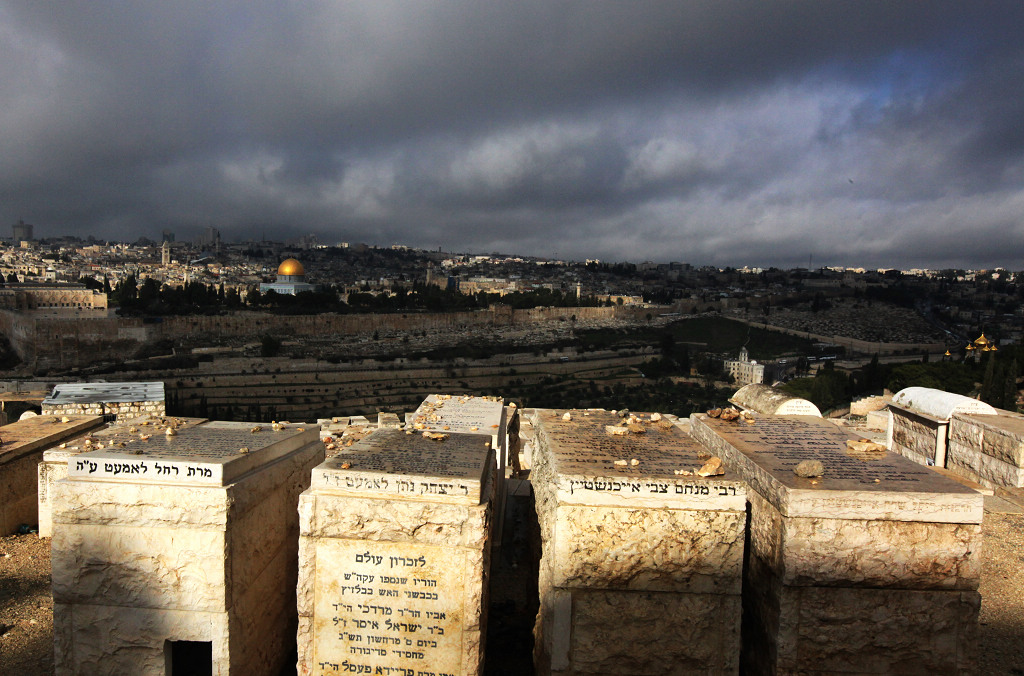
[2,3,1024,676]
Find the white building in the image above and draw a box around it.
[725,347,765,386]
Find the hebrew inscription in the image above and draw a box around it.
[314,540,466,676]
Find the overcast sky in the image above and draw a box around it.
[2,2,1023,269]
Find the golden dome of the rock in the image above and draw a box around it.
[277,258,305,277]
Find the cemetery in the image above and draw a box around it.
[0,386,1021,673]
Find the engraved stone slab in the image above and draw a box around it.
[36,416,208,538]
[0,415,104,466]
[411,394,506,456]
[312,428,493,505]
[412,394,505,434]
[690,414,982,523]
[68,422,317,486]
[532,409,745,510]
[312,539,469,676]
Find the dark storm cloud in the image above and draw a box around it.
[1,1,1023,268]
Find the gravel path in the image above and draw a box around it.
[0,532,53,674]
[2,505,1023,675]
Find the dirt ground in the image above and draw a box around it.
[2,490,1022,675]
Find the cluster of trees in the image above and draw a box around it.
[782,349,1022,414]
[105,276,605,316]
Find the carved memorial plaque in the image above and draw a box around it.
[312,540,468,676]
[299,427,493,675]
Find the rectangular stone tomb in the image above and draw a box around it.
[689,413,983,676]
[51,421,324,675]
[298,428,494,676]
[0,414,104,534]
[42,381,166,419]
[411,394,508,469]
[37,415,208,537]
[949,411,1024,488]
[411,394,511,548]
[528,409,747,675]
[888,403,948,467]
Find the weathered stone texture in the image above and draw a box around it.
[691,413,983,676]
[891,409,941,466]
[297,428,494,676]
[530,409,745,675]
[552,505,744,594]
[51,424,322,676]
[567,590,741,675]
[772,588,980,675]
[748,491,981,591]
[948,412,1024,488]
[0,414,104,534]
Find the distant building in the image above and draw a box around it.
[12,220,33,242]
[197,225,221,250]
[260,258,316,295]
[724,347,765,386]
[0,282,107,310]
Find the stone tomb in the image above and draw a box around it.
[51,421,324,675]
[0,414,104,534]
[37,415,207,537]
[690,413,983,675]
[528,409,747,675]
[297,428,494,676]
[42,381,166,420]
[410,395,508,472]
[888,386,997,468]
[411,394,509,543]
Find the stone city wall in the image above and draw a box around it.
[1,305,629,370]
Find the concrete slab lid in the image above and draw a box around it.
[892,387,996,421]
[42,381,165,406]
[66,421,318,486]
[0,415,105,465]
[410,393,506,449]
[312,427,493,504]
[530,408,746,509]
[955,409,1024,436]
[690,414,983,523]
